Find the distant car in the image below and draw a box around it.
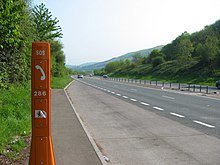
[89,74,93,77]
[216,80,220,89]
[103,75,108,78]
[77,74,83,78]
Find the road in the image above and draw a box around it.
[67,76,220,164]
[76,76,220,138]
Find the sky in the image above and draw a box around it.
[33,0,220,65]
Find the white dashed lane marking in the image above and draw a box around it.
[140,102,150,106]
[153,107,164,111]
[193,120,215,128]
[82,82,216,130]
[162,95,175,100]
[170,112,185,118]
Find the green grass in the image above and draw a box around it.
[6,139,26,159]
[110,60,220,86]
[51,75,73,89]
[0,83,31,158]
[0,75,73,160]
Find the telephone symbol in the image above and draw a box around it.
[35,65,46,81]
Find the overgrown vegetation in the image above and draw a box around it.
[0,1,68,89]
[0,0,72,160]
[0,83,31,157]
[0,75,73,159]
[51,75,73,89]
[95,20,220,85]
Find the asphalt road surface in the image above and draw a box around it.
[67,76,220,164]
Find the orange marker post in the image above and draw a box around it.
[29,42,56,165]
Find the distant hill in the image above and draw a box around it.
[102,19,220,85]
[68,45,163,71]
[66,62,97,70]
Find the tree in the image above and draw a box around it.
[105,61,124,73]
[32,3,63,41]
[162,32,192,62]
[32,3,67,77]
[0,1,67,89]
[147,50,164,64]
[132,53,143,63]
[152,56,165,67]
[196,35,219,71]
[50,40,66,77]
[176,38,194,64]
[162,43,176,61]
[0,0,31,88]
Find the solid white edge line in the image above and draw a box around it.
[130,98,137,102]
[64,81,108,165]
[64,79,74,90]
[170,112,185,118]
[140,102,149,106]
[153,107,164,111]
[193,120,215,128]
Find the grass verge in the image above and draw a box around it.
[51,75,73,89]
[0,75,73,161]
[0,83,31,159]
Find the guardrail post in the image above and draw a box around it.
[206,86,208,94]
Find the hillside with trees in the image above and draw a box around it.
[71,45,163,71]
[98,20,220,85]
